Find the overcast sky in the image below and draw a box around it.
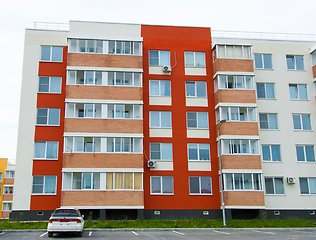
[0,0,315,162]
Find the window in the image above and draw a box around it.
[67,70,102,85]
[185,52,206,67]
[64,137,142,153]
[62,172,142,190]
[254,54,273,69]
[108,72,142,86]
[32,176,57,194]
[149,80,171,96]
[215,75,254,90]
[68,39,103,54]
[257,83,275,99]
[150,176,173,194]
[4,171,15,178]
[188,144,210,161]
[289,84,308,100]
[2,203,12,211]
[4,187,13,194]
[299,178,316,194]
[107,104,142,119]
[36,108,60,125]
[38,76,62,93]
[34,141,58,159]
[259,113,278,130]
[296,145,315,162]
[293,114,312,130]
[149,50,170,66]
[216,106,257,122]
[150,111,172,128]
[214,45,252,59]
[150,143,172,160]
[286,55,305,70]
[312,50,316,66]
[109,41,141,55]
[262,145,281,161]
[41,46,63,62]
[222,139,259,155]
[189,177,212,194]
[265,177,284,194]
[186,81,207,97]
[224,173,262,190]
[187,112,209,129]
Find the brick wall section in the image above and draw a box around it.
[3,179,14,185]
[66,85,143,101]
[224,191,265,206]
[217,122,259,136]
[215,90,256,105]
[2,195,13,201]
[213,59,254,73]
[64,119,143,134]
[221,155,262,169]
[63,153,143,168]
[67,53,143,68]
[1,212,10,219]
[313,65,316,79]
[61,191,144,207]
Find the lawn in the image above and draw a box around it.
[0,219,315,230]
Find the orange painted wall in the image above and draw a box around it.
[141,25,220,210]
[31,47,67,210]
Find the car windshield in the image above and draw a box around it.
[52,209,79,217]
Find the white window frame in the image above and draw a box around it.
[148,50,170,66]
[32,176,57,195]
[2,202,12,211]
[259,113,278,130]
[150,143,173,160]
[256,83,276,99]
[185,81,207,97]
[3,186,13,194]
[224,173,263,191]
[34,141,59,160]
[184,51,206,67]
[299,177,316,195]
[107,72,142,87]
[221,139,259,155]
[149,111,172,128]
[254,54,273,69]
[189,176,212,195]
[186,112,209,129]
[264,177,285,195]
[68,39,103,54]
[36,108,60,126]
[150,176,174,195]
[286,55,305,70]
[215,75,254,90]
[289,84,308,100]
[109,41,142,55]
[292,114,312,130]
[187,143,210,161]
[217,106,257,122]
[4,171,15,178]
[38,76,62,93]
[214,45,252,59]
[261,145,281,162]
[40,46,63,62]
[296,145,315,162]
[149,80,171,96]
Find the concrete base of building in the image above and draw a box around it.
[143,209,223,220]
[10,210,55,221]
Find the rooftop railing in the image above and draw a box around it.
[34,22,69,31]
[211,30,316,42]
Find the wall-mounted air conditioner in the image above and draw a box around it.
[147,160,157,168]
[163,65,171,72]
[287,177,296,184]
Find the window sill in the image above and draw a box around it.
[257,98,277,100]
[265,194,285,196]
[38,92,61,94]
[224,190,263,192]
[293,130,313,132]
[36,124,60,127]
[222,154,260,156]
[215,57,253,60]
[33,158,58,160]
[189,193,212,195]
[62,189,143,191]
[188,160,210,162]
[290,99,309,101]
[216,88,255,91]
[185,66,206,68]
[31,194,57,195]
[259,129,279,131]
[63,152,142,154]
[39,60,63,63]
[254,68,274,70]
[262,161,282,163]
[150,193,174,195]
[297,161,316,163]
[65,117,143,120]
[150,160,173,162]
[287,69,306,71]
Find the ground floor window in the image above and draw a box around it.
[189,176,212,194]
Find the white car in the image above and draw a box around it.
[47,208,84,237]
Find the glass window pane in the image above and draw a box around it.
[48,109,60,125]
[225,173,233,190]
[96,40,103,53]
[50,77,61,93]
[116,41,122,54]
[300,178,309,194]
[296,56,304,70]
[52,47,63,62]
[305,146,315,162]
[293,115,301,129]
[235,46,242,58]
[243,173,252,189]
[150,143,160,160]
[78,40,85,52]
[218,45,225,58]
[257,83,265,98]
[160,51,170,66]
[73,172,82,189]
[46,141,58,159]
[41,46,51,61]
[265,178,274,194]
[93,173,100,189]
[188,144,198,160]
[309,178,316,194]
[296,146,305,162]
[298,84,308,100]
[124,173,133,189]
[241,140,249,153]
[230,107,239,121]
[287,55,295,69]
[266,84,275,98]
[234,173,243,189]
[37,108,48,124]
[63,172,72,190]
[115,173,123,189]
[134,173,142,190]
[200,177,211,194]
[251,140,259,154]
[199,144,210,160]
[108,41,115,54]
[271,145,281,161]
[162,176,173,194]
[196,81,206,97]
[268,114,278,130]
[275,178,284,194]
[187,112,197,128]
[39,77,49,92]
[160,80,171,96]
[189,177,199,193]
[185,52,194,66]
[151,177,161,193]
[161,143,172,160]
[302,114,311,130]
[150,111,160,127]
[44,176,56,194]
[149,50,159,65]
[161,111,171,128]
[259,114,268,129]
[289,85,298,99]
[82,172,92,189]
[186,82,195,97]
[263,54,272,69]
[195,52,205,67]
[262,145,271,161]
[198,112,208,128]
[35,142,46,158]
[134,42,141,55]
[149,81,159,96]
[253,174,262,190]
[106,173,113,189]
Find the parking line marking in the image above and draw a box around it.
[252,230,275,235]
[40,232,48,237]
[291,229,316,235]
[173,230,185,236]
[213,230,230,235]
[0,232,5,236]
[131,231,138,235]
[89,231,92,237]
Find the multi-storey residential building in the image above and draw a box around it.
[0,158,15,219]
[12,21,316,220]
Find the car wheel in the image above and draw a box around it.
[78,231,82,237]
[48,232,53,237]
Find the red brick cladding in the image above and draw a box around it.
[213,59,254,73]
[221,155,262,169]
[63,153,143,168]
[224,191,265,206]
[313,65,316,79]
[64,119,143,134]
[61,191,144,207]
[67,53,142,68]
[3,179,14,185]
[1,212,10,219]
[2,195,13,201]
[215,90,256,105]
[66,85,143,101]
[217,122,259,136]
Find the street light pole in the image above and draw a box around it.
[218,119,226,227]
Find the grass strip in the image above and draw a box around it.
[0,219,315,230]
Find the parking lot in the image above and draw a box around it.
[0,228,316,239]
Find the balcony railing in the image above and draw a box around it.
[34,22,69,31]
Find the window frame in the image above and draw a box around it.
[150,143,173,161]
[254,54,273,69]
[185,81,207,97]
[224,173,263,191]
[186,112,209,129]
[289,84,308,100]
[36,108,60,126]
[222,139,259,155]
[187,143,210,161]
[34,141,59,160]
[38,76,62,94]
[215,75,255,90]
[109,41,142,55]
[32,175,57,195]
[149,80,171,97]
[184,51,206,67]
[189,176,212,195]
[299,177,316,195]
[4,170,15,178]
[292,114,312,131]
[256,83,276,99]
[2,202,12,211]
[296,145,315,162]
[40,46,63,62]
[150,176,174,195]
[261,145,281,162]
[149,111,172,128]
[3,186,14,194]
[216,106,257,122]
[286,55,305,70]
[149,50,170,66]
[214,45,252,59]
[259,113,278,130]
[264,177,285,195]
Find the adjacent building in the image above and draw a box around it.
[12,21,316,220]
[0,158,15,219]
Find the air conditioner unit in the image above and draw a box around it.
[163,65,171,72]
[287,177,296,184]
[147,160,157,168]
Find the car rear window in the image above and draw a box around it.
[52,209,80,217]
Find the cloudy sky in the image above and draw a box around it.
[0,0,315,162]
